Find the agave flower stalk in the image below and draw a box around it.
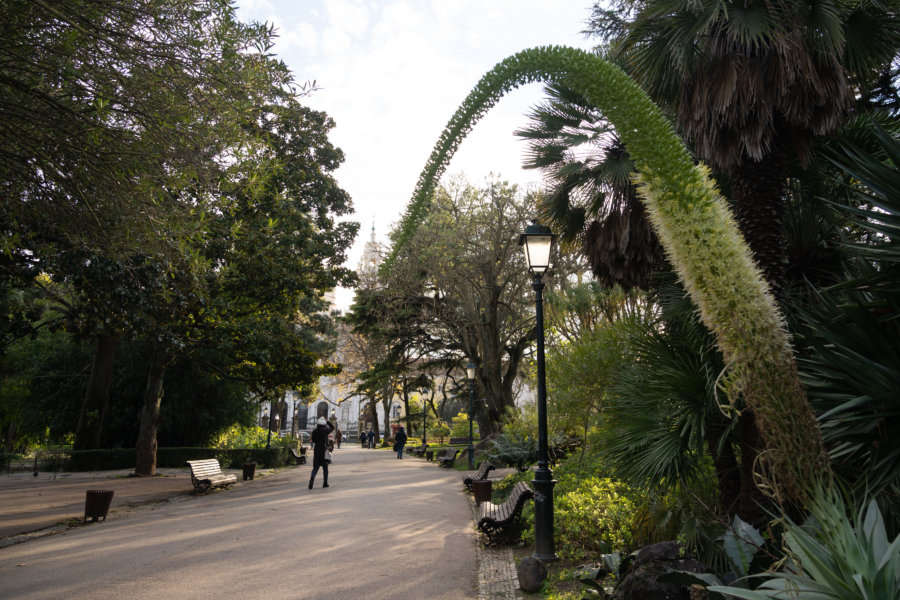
[386,46,831,506]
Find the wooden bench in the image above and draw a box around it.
[410,443,428,457]
[187,459,237,493]
[462,460,495,492]
[289,447,307,464]
[477,481,534,545]
[435,448,459,468]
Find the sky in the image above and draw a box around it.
[234,0,597,310]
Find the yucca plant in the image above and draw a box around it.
[709,487,900,599]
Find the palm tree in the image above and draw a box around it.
[516,82,663,290]
[592,0,900,299]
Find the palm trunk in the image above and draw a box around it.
[74,334,119,451]
[731,156,789,303]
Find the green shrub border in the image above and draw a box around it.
[67,447,289,471]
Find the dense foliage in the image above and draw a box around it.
[0,2,358,465]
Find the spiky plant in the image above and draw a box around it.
[385,46,830,506]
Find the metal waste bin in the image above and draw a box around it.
[242,462,256,480]
[84,489,115,523]
[471,479,492,504]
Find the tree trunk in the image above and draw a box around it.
[4,421,18,453]
[368,400,381,441]
[134,351,167,476]
[73,335,119,451]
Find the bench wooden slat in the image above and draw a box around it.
[288,447,307,464]
[476,481,533,545]
[437,449,459,468]
[410,444,428,457]
[187,459,236,493]
[462,461,495,491]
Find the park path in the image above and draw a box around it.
[0,445,477,600]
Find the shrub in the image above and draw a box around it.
[214,425,275,449]
[553,475,640,559]
[451,412,473,438]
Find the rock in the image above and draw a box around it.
[613,541,713,600]
[634,541,682,567]
[517,555,548,593]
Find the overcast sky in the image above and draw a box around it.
[235,0,596,309]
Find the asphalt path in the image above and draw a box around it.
[0,446,477,600]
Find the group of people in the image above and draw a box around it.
[307,420,410,490]
[357,427,408,458]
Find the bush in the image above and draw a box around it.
[214,425,277,449]
[553,475,639,559]
[485,433,538,471]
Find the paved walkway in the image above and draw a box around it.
[0,446,525,599]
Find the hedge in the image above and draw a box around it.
[67,447,289,471]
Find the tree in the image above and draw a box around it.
[130,99,357,475]
[591,0,900,299]
[1,0,296,451]
[387,177,539,436]
[0,0,292,257]
[387,46,829,507]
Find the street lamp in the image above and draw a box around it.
[466,362,476,470]
[420,387,429,446]
[519,222,558,563]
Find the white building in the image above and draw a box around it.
[260,225,389,441]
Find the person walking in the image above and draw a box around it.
[335,428,343,449]
[309,417,335,489]
[367,429,375,449]
[394,426,407,459]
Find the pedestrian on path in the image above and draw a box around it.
[367,429,375,449]
[394,426,407,459]
[335,429,343,448]
[309,417,335,489]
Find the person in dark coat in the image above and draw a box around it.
[367,429,375,449]
[309,417,335,489]
[335,429,343,449]
[394,426,408,459]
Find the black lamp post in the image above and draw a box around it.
[465,362,476,470]
[519,222,558,563]
[421,387,429,446]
